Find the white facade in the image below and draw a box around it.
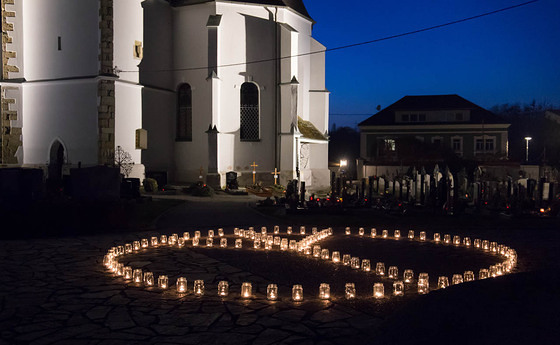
[1,0,329,190]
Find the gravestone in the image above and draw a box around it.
[226,171,238,190]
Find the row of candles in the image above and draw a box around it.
[103,225,517,299]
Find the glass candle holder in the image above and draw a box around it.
[452,274,463,285]
[241,282,252,298]
[464,271,475,282]
[193,280,204,296]
[206,237,213,247]
[160,235,168,245]
[273,236,281,246]
[358,227,365,236]
[158,275,168,289]
[319,283,330,300]
[498,245,505,255]
[220,238,227,248]
[443,234,451,244]
[453,235,461,245]
[281,238,288,251]
[117,245,124,255]
[266,235,273,246]
[418,274,429,294]
[245,230,251,239]
[125,243,132,254]
[479,268,489,279]
[345,227,351,235]
[234,228,240,236]
[361,259,371,272]
[218,281,229,297]
[345,283,356,299]
[490,242,498,253]
[235,239,242,249]
[303,246,311,255]
[123,266,133,280]
[376,262,386,276]
[482,240,490,250]
[434,233,441,242]
[267,284,278,300]
[141,238,149,248]
[289,240,297,250]
[259,226,266,235]
[300,226,306,235]
[292,284,303,301]
[133,269,143,283]
[208,230,214,238]
[403,269,414,283]
[144,272,154,287]
[150,237,158,246]
[321,249,330,260]
[342,254,351,266]
[192,238,199,247]
[437,276,449,289]
[169,234,178,245]
[388,266,398,279]
[218,228,224,237]
[474,238,481,248]
[176,277,187,293]
[419,231,426,241]
[287,226,292,235]
[463,237,471,247]
[393,281,404,296]
[394,230,401,239]
[371,228,377,238]
[312,227,318,235]
[194,230,201,239]
[351,257,360,269]
[183,232,190,240]
[373,283,384,298]
[495,263,504,276]
[271,225,278,234]
[178,237,185,247]
[117,263,125,276]
[254,239,261,249]
[255,233,261,242]
[332,251,341,263]
[382,229,388,238]
[408,230,414,239]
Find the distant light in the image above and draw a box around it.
[524,137,532,141]
[340,159,347,167]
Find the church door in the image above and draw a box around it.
[48,140,65,181]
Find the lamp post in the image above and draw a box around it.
[524,137,532,162]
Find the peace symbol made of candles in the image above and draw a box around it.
[103,226,517,301]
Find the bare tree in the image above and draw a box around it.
[114,146,134,178]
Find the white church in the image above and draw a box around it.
[0,0,330,190]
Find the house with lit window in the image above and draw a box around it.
[357,95,510,176]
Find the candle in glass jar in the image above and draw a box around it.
[319,283,330,300]
[158,275,168,289]
[345,283,356,299]
[241,282,252,298]
[267,284,278,300]
[176,277,187,293]
[373,283,384,298]
[218,281,229,297]
[292,284,303,301]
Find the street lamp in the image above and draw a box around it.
[340,159,347,168]
[524,137,532,162]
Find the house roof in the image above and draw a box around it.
[167,0,311,20]
[298,117,327,141]
[358,94,509,127]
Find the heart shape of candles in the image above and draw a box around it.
[103,226,517,301]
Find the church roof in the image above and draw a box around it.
[359,94,510,127]
[167,0,311,20]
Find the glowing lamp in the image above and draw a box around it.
[312,227,318,235]
[495,263,504,276]
[125,243,132,254]
[261,227,267,235]
[289,240,297,250]
[234,228,239,236]
[344,283,356,299]
[474,238,481,248]
[103,254,111,268]
[160,235,168,245]
[287,226,292,235]
[253,239,260,249]
[144,272,154,287]
[255,233,262,242]
[281,238,289,251]
[373,283,384,298]
[132,241,140,251]
[133,269,143,283]
[388,266,398,279]
[393,281,405,296]
[208,230,214,238]
[265,242,272,250]
[351,257,360,269]
[151,237,158,247]
[319,283,330,300]
[141,239,149,248]
[235,239,242,249]
[216,281,228,297]
[418,273,429,294]
[273,225,279,234]
[267,284,278,300]
[490,242,498,253]
[117,263,125,276]
[394,230,401,239]
[361,259,371,272]
[376,262,386,276]
[194,231,201,239]
[321,249,330,260]
[342,254,351,266]
[220,238,227,248]
[482,240,489,250]
[176,277,187,293]
[218,228,224,237]
[408,230,414,239]
[453,236,460,246]
[403,269,414,283]
[183,232,190,240]
[117,246,124,255]
[437,276,449,289]
[292,284,303,301]
[443,234,451,244]
[245,230,252,239]
[345,227,351,235]
[434,233,441,242]
[419,231,426,241]
[300,226,306,235]
[371,228,377,238]
[170,234,178,245]
[498,245,505,255]
[194,280,204,295]
[266,235,273,246]
[463,237,471,247]
[464,271,475,282]
[158,275,168,289]
[241,282,252,298]
[479,268,489,279]
[124,266,132,280]
[452,274,463,285]
[358,227,365,236]
[206,237,213,247]
[192,237,199,247]
[332,251,341,263]
[274,236,281,246]
[382,230,388,238]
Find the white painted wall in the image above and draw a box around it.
[114,0,143,83]
[22,0,99,81]
[115,81,144,178]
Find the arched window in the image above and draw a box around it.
[177,84,192,141]
[240,82,259,141]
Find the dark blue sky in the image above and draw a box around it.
[304,0,560,128]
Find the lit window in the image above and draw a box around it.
[384,139,396,151]
[177,84,192,141]
[240,82,260,141]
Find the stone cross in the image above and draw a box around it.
[251,161,258,185]
[271,168,280,185]
[199,166,204,180]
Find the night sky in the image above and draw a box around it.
[304,0,560,128]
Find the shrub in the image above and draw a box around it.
[143,178,158,193]
[191,182,214,197]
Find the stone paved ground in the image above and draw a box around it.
[1,194,559,344]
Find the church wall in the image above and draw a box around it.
[114,0,143,84]
[22,0,99,81]
[22,80,98,166]
[2,0,23,80]
[115,81,143,179]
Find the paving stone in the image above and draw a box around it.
[272,309,307,322]
[252,328,291,345]
[181,313,221,327]
[256,316,284,328]
[233,324,265,334]
[151,324,190,336]
[280,323,316,337]
[310,309,352,323]
[236,313,258,326]
[105,307,136,330]
[80,290,121,299]
[86,306,113,320]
